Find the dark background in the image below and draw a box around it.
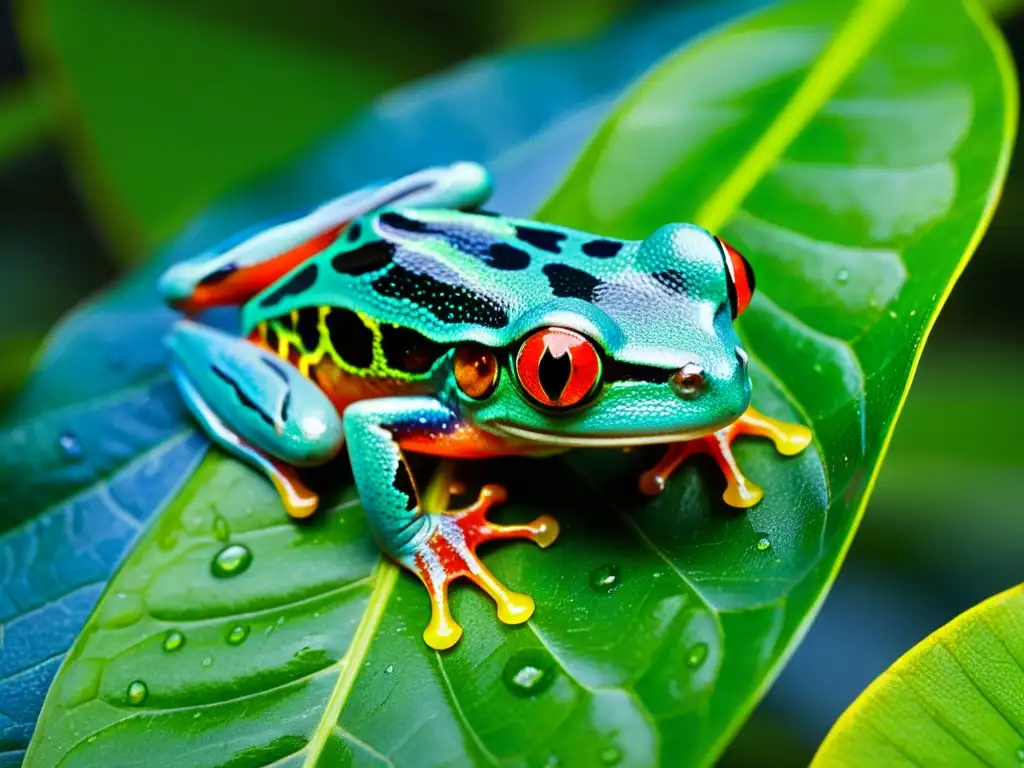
[0,1,1020,765]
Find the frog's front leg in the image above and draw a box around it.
[343,396,559,650]
[166,319,344,518]
[640,406,812,508]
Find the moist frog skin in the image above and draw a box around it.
[159,161,811,650]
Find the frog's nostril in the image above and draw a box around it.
[669,363,705,400]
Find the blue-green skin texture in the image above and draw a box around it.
[163,163,753,645]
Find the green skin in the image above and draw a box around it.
[163,165,753,646]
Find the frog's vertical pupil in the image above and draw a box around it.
[515,327,602,409]
[454,344,499,399]
[537,348,572,402]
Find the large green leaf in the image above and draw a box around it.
[21,0,1016,766]
[811,583,1024,767]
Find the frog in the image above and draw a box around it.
[159,160,812,650]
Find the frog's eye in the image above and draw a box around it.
[718,237,755,317]
[515,327,602,409]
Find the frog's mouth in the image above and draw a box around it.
[489,421,720,447]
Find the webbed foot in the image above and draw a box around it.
[640,405,811,508]
[404,483,559,650]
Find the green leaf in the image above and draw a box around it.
[811,584,1024,767]
[22,1,1017,767]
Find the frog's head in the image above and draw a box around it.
[455,223,755,447]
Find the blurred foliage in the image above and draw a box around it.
[16,0,648,253]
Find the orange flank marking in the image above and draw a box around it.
[399,422,533,459]
[176,224,345,313]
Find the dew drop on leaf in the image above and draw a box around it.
[58,432,82,461]
[126,681,147,706]
[836,268,850,285]
[687,642,709,668]
[589,564,620,593]
[600,746,622,766]
[99,591,145,629]
[201,656,213,668]
[211,544,252,577]
[502,649,557,697]
[756,537,771,552]
[385,664,395,674]
[227,625,249,645]
[163,631,185,652]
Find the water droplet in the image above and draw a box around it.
[127,681,147,705]
[213,515,230,542]
[600,746,622,766]
[385,664,395,674]
[163,631,185,652]
[544,755,561,767]
[502,649,557,697]
[1016,747,1024,762]
[201,656,213,668]
[98,591,144,629]
[756,537,771,552]
[58,432,82,461]
[687,642,709,668]
[211,544,252,578]
[589,564,620,593]
[227,625,249,645]
[835,269,850,285]
[888,309,898,319]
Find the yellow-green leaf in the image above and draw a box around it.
[812,584,1024,767]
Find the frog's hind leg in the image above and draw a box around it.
[343,396,559,650]
[159,162,492,314]
[166,319,344,518]
[640,406,812,508]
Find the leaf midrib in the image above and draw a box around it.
[694,0,905,233]
[301,559,398,767]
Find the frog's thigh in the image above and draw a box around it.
[167,319,344,495]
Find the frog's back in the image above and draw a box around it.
[242,207,641,343]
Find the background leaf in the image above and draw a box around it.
[811,583,1024,767]
[0,3,762,764]
[21,0,1016,766]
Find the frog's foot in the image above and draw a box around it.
[639,406,812,508]
[402,484,560,650]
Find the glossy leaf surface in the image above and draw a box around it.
[0,3,759,764]
[22,0,1019,766]
[812,584,1024,767]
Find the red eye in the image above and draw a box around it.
[718,238,755,317]
[515,327,602,409]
